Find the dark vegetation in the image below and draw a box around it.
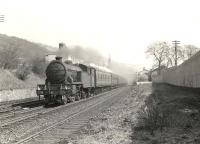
[132,83,200,143]
[0,34,50,80]
[16,63,31,80]
[31,57,47,77]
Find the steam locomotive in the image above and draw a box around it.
[36,56,127,105]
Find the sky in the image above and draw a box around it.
[0,0,200,69]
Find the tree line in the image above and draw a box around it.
[146,41,199,73]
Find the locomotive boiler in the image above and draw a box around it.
[37,56,82,105]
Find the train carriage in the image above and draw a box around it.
[95,69,112,87]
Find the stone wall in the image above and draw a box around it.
[0,88,37,102]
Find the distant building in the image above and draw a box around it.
[137,67,149,82]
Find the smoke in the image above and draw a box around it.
[110,61,138,84]
[57,43,106,65]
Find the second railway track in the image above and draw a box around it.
[0,89,115,127]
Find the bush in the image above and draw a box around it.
[16,63,31,80]
[0,43,19,69]
[135,92,170,136]
[31,57,47,77]
[136,103,167,135]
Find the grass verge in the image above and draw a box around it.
[132,83,200,144]
[0,69,44,90]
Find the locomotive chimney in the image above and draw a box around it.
[59,42,67,50]
[55,56,63,62]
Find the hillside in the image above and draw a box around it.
[0,34,54,61]
[0,34,53,90]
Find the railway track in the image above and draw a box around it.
[0,106,43,120]
[13,87,129,144]
[0,99,45,126]
[0,97,43,112]
[0,98,44,116]
[0,89,116,127]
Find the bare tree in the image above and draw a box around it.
[167,44,199,66]
[146,41,170,74]
[167,45,184,66]
[183,44,199,60]
[0,42,20,69]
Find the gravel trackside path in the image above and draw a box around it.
[64,83,152,144]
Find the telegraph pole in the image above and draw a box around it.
[172,40,180,66]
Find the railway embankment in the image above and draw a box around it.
[66,83,151,144]
[0,88,37,102]
[0,69,44,102]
